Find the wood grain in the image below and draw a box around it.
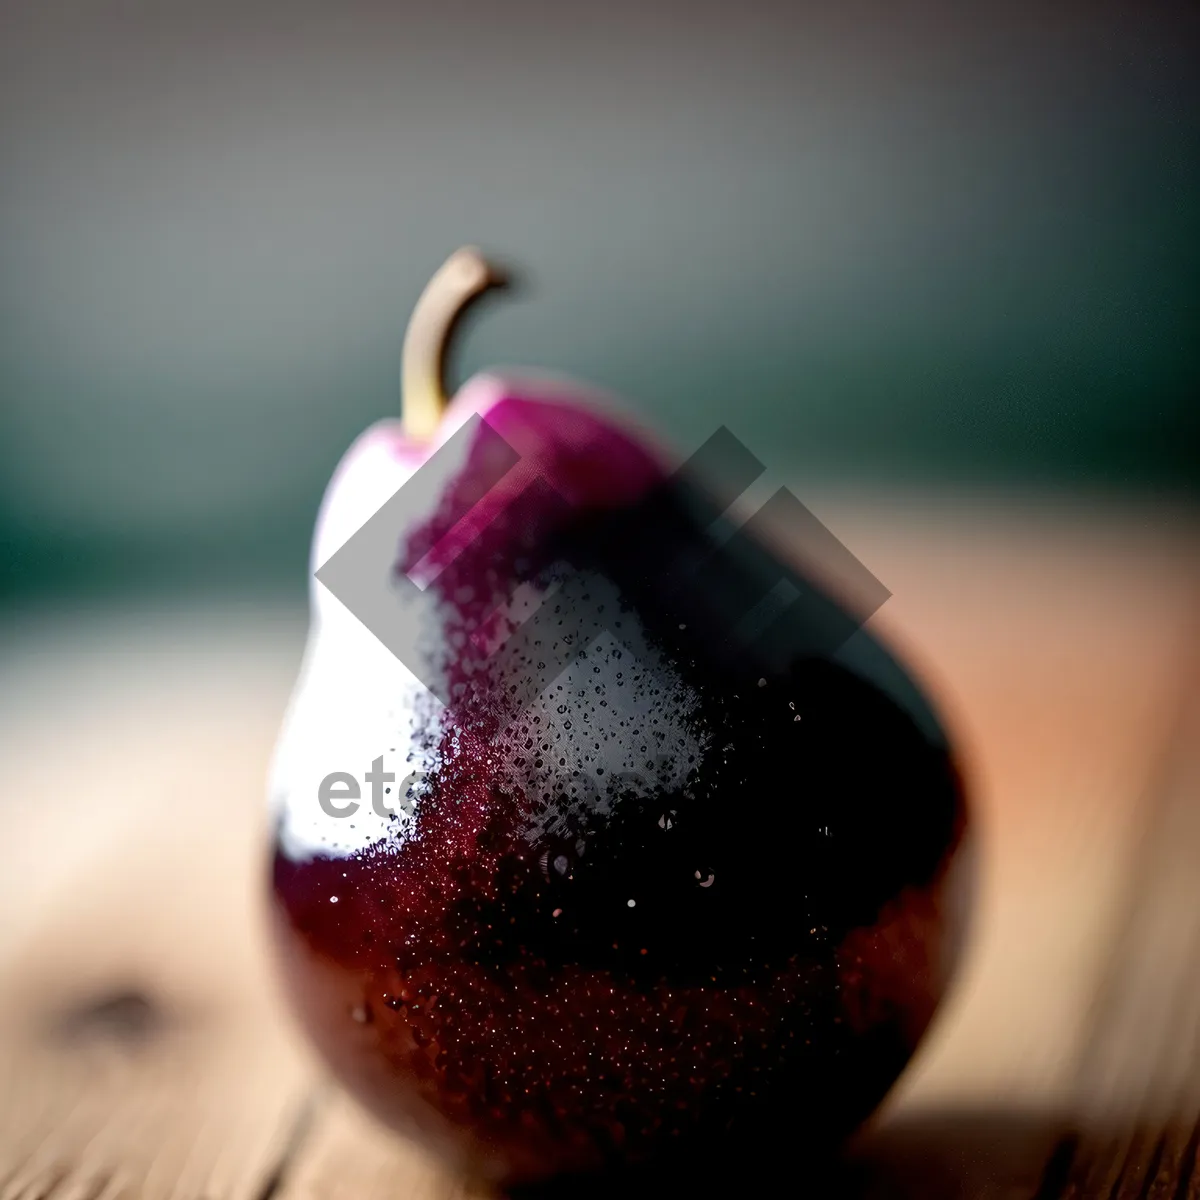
[1040,633,1200,1199]
[1,497,1197,1200]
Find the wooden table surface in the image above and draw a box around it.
[2,493,1199,1200]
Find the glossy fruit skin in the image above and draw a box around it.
[269,379,971,1189]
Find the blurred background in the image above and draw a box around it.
[1,3,1199,1198]
[1,0,1196,606]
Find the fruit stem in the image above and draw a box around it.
[401,246,508,441]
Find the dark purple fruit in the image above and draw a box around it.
[267,249,971,1189]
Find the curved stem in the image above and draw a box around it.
[401,246,507,441]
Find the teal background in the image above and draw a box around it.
[1,2,1196,604]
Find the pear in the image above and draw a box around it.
[268,248,972,1189]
